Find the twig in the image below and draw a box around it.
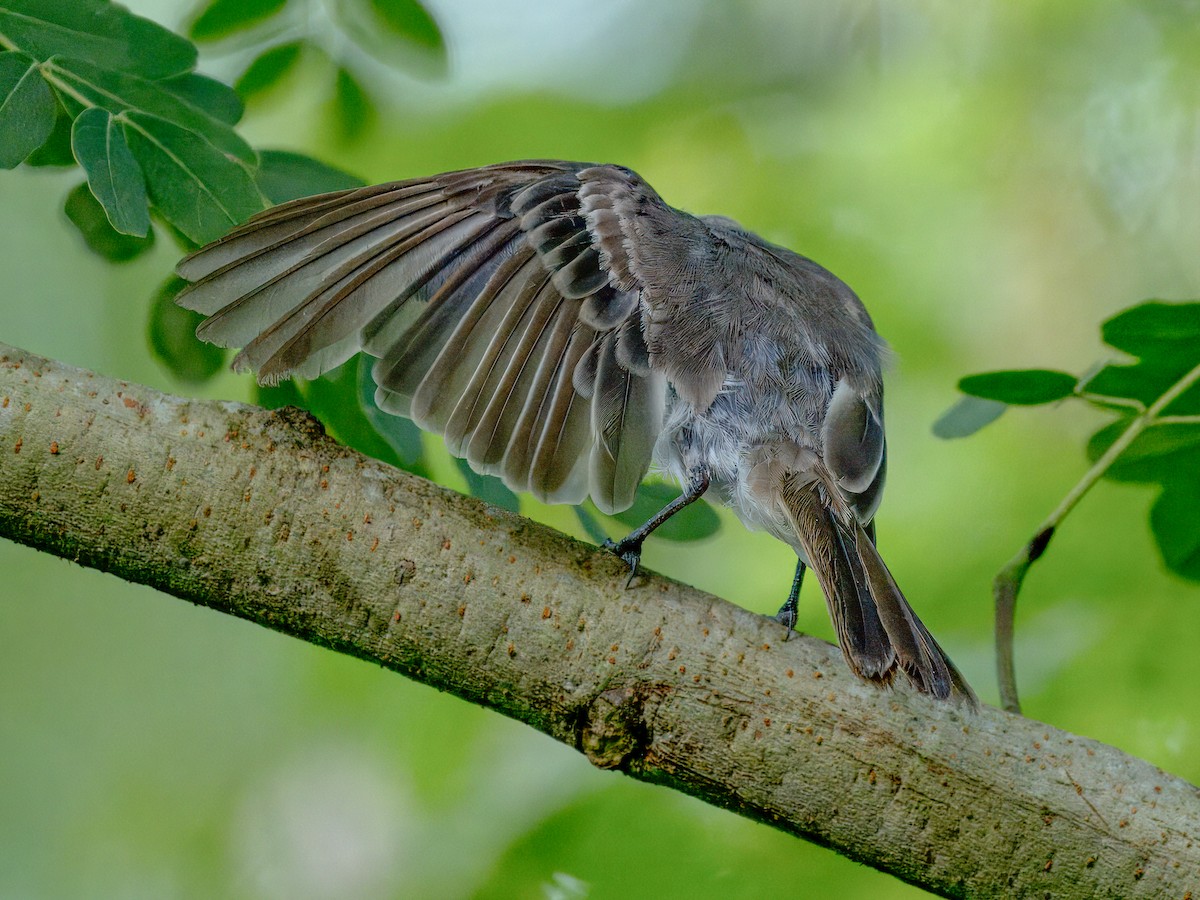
[995,360,1200,713]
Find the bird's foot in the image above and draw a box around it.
[773,596,798,642]
[601,537,643,588]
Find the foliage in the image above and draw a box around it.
[937,300,1200,582]
[1,0,261,246]
[0,0,439,253]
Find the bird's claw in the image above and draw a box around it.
[773,600,798,641]
[601,537,643,588]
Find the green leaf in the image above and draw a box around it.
[1083,301,1200,414]
[121,110,265,245]
[958,369,1078,405]
[189,0,288,42]
[71,107,150,237]
[1082,362,1166,406]
[455,458,521,512]
[255,149,363,204]
[44,57,254,164]
[932,395,1007,439]
[357,356,425,471]
[0,0,196,78]
[148,275,225,382]
[1151,478,1200,581]
[1102,300,1200,359]
[235,41,303,99]
[1085,417,1200,484]
[331,65,374,140]
[367,0,444,53]
[160,72,243,126]
[63,181,155,262]
[1083,360,1200,415]
[0,51,56,168]
[603,482,721,542]
[23,98,74,165]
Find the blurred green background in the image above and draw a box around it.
[3,1,1200,897]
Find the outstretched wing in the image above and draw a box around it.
[176,161,670,513]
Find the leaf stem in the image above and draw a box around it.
[995,358,1200,713]
[35,61,102,114]
[1074,391,1145,412]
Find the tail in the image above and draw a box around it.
[780,479,975,703]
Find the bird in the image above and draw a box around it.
[176,159,974,702]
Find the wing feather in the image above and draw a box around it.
[589,332,666,513]
[177,161,676,512]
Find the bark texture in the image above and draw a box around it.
[1,341,1198,899]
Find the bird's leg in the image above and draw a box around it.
[773,559,807,640]
[603,466,710,587]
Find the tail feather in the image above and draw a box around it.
[781,479,975,703]
[780,480,897,683]
[853,523,975,701]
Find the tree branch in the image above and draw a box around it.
[2,341,1198,899]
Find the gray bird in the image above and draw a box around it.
[176,160,974,702]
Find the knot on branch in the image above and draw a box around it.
[264,405,328,446]
[578,684,655,770]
